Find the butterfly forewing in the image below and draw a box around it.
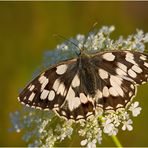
[18,59,76,109]
[18,50,148,121]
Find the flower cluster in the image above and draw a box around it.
[10,26,147,147]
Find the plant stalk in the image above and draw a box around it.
[111,135,123,148]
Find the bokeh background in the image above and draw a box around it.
[0,1,148,147]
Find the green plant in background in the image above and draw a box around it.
[10,26,148,147]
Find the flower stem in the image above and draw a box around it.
[111,135,123,148]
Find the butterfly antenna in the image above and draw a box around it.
[82,22,98,51]
[53,34,81,56]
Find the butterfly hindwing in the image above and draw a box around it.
[56,71,96,121]
[92,50,148,111]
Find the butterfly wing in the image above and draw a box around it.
[56,68,96,121]
[18,58,96,121]
[92,50,148,111]
[18,59,77,111]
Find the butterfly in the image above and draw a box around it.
[18,49,148,121]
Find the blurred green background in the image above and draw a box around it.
[0,1,148,147]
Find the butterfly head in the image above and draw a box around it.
[77,49,91,65]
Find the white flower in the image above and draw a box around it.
[113,116,121,127]
[91,35,100,50]
[103,119,117,135]
[57,43,68,51]
[122,111,129,120]
[100,26,115,35]
[78,129,86,137]
[103,117,118,135]
[39,120,49,133]
[97,128,102,144]
[129,101,142,117]
[109,127,118,136]
[80,139,88,146]
[76,34,85,42]
[134,29,144,42]
[76,34,85,49]
[122,119,133,131]
[103,119,112,133]
[87,139,97,148]
[106,113,121,127]
[143,33,148,42]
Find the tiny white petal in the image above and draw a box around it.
[127,125,133,131]
[80,139,88,146]
[122,125,126,131]
[133,101,139,108]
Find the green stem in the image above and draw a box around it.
[111,135,123,148]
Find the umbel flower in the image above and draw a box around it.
[10,26,148,147]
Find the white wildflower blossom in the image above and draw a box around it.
[91,35,100,50]
[106,113,121,127]
[81,139,88,146]
[103,118,118,135]
[9,111,22,133]
[76,34,85,41]
[103,118,113,134]
[87,139,97,148]
[143,33,148,42]
[99,25,115,35]
[59,124,73,140]
[120,110,130,120]
[10,26,147,147]
[97,128,102,144]
[38,120,49,133]
[134,29,144,42]
[122,119,133,131]
[129,101,142,117]
[76,34,85,48]
[57,43,69,51]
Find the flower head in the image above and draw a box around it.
[10,26,148,147]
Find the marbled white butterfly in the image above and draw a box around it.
[18,48,148,121]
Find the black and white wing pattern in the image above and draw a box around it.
[18,50,148,121]
[92,50,148,111]
[18,58,96,121]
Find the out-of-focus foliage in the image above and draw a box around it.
[0,2,148,147]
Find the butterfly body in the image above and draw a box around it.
[78,53,98,96]
[18,50,148,121]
